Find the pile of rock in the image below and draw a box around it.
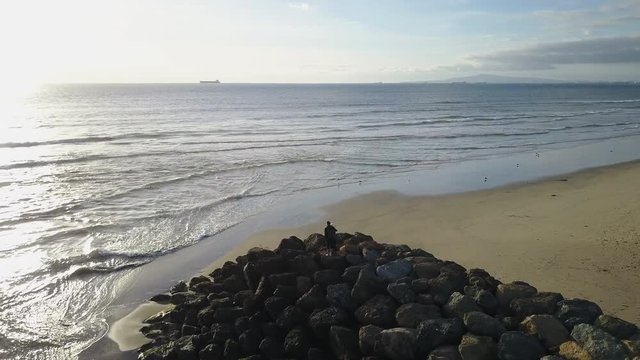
[138,232,640,360]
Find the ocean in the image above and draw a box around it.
[1,83,639,359]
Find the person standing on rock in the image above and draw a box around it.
[324,221,338,254]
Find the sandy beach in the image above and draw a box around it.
[109,159,640,355]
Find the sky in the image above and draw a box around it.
[0,0,639,84]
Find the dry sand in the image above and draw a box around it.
[111,160,640,352]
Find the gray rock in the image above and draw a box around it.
[309,306,350,337]
[284,327,313,358]
[395,303,441,328]
[170,281,188,294]
[377,259,413,281]
[345,254,364,266]
[571,323,627,360]
[414,262,442,279]
[304,233,328,252]
[594,314,638,339]
[509,293,562,317]
[497,331,545,360]
[359,325,383,355]
[326,283,357,310]
[277,236,305,252]
[463,311,505,339]
[296,284,329,312]
[387,283,416,304]
[355,295,397,327]
[429,273,468,305]
[520,314,569,350]
[417,318,465,355]
[342,265,366,285]
[411,278,430,293]
[495,282,537,310]
[443,292,481,318]
[329,326,360,360]
[374,328,417,360]
[555,299,603,330]
[427,346,462,360]
[458,334,498,360]
[351,266,388,304]
[362,248,379,264]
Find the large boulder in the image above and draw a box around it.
[351,266,388,304]
[443,292,481,318]
[497,331,546,360]
[377,259,413,281]
[495,282,537,310]
[570,323,627,360]
[374,328,417,360]
[304,233,327,252]
[462,311,505,339]
[326,283,357,310]
[555,299,603,330]
[509,293,562,317]
[297,284,329,312]
[594,314,638,339]
[309,306,350,338]
[355,295,397,327]
[284,327,313,358]
[558,341,592,360]
[417,318,465,355]
[277,236,305,252]
[396,303,441,328]
[387,282,416,304]
[519,314,570,350]
[457,334,498,360]
[359,325,383,355]
[427,346,462,360]
[329,326,360,360]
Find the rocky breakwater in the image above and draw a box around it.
[138,232,640,360]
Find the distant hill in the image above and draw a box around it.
[430,74,565,84]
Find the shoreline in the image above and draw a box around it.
[102,158,640,357]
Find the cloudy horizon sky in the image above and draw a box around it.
[1,0,639,84]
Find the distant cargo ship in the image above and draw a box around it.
[200,80,220,84]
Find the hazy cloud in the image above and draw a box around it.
[467,36,640,71]
[288,2,312,11]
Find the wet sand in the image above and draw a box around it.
[109,159,640,353]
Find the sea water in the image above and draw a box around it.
[1,83,639,358]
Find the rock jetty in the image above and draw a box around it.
[138,232,640,360]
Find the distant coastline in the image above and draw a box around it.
[199,80,221,84]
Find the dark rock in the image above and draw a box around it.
[223,339,240,360]
[395,303,441,328]
[314,269,342,288]
[273,285,299,302]
[359,325,383,355]
[622,339,640,357]
[296,276,313,295]
[427,346,462,360]
[275,305,307,329]
[519,314,569,350]
[555,299,603,330]
[175,336,198,360]
[571,323,627,360]
[463,312,505,339]
[234,316,250,334]
[259,337,284,358]
[443,292,481,318]
[150,293,171,303]
[189,275,211,288]
[199,343,223,360]
[268,272,297,287]
[457,334,497,360]
[233,290,255,307]
[284,327,313,358]
[376,259,412,281]
[351,266,388,304]
[214,307,245,323]
[362,248,379,264]
[414,262,442,279]
[330,326,360,360]
[342,265,366,285]
[321,255,348,272]
[193,281,217,295]
[538,356,565,360]
[345,254,364,266]
[246,248,277,264]
[238,328,262,356]
[171,292,192,306]
[326,283,356,311]
[387,283,416,304]
[297,284,329,312]
[277,236,305,252]
[182,324,199,336]
[288,254,319,275]
[465,287,498,315]
[411,278,430,293]
[594,314,638,339]
[308,347,332,360]
[495,282,537,310]
[416,318,465,355]
[417,293,435,305]
[374,328,417,360]
[429,273,467,305]
[497,331,545,360]
[254,277,273,300]
[211,323,236,344]
[256,255,287,276]
[355,295,397,327]
[170,281,189,294]
[261,322,281,338]
[304,233,327,252]
[510,293,561,317]
[264,297,290,320]
[309,306,350,337]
